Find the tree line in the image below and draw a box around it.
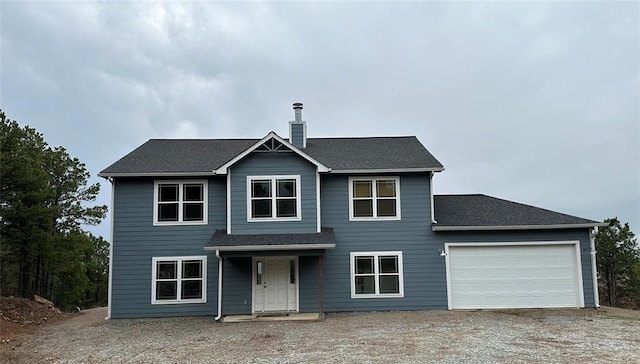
[0,110,108,310]
[596,217,640,309]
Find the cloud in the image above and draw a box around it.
[1,1,638,238]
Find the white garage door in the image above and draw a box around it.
[446,243,584,309]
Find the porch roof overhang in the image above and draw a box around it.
[204,228,336,252]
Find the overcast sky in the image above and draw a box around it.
[2,1,638,239]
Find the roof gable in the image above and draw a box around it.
[214,132,330,175]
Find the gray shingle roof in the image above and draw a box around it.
[433,194,602,230]
[99,136,443,175]
[305,136,443,171]
[100,139,257,175]
[206,228,335,251]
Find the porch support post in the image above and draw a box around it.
[318,255,324,317]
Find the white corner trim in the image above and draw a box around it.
[316,171,321,233]
[215,132,330,175]
[106,177,115,320]
[226,171,232,234]
[590,227,600,308]
[574,241,586,308]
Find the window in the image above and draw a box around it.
[247,175,301,221]
[350,251,404,298]
[152,256,206,304]
[349,177,400,220]
[154,180,207,225]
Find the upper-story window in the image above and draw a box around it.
[153,180,208,225]
[349,177,401,221]
[247,175,301,221]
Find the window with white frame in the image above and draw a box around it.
[247,176,301,221]
[350,251,404,298]
[349,177,400,220]
[152,256,206,304]
[154,180,207,225]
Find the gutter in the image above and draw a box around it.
[98,171,216,178]
[204,243,336,252]
[215,250,223,321]
[432,223,607,231]
[590,227,600,308]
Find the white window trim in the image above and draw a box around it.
[348,176,401,221]
[246,175,302,222]
[151,256,207,304]
[350,251,404,298]
[153,180,208,226]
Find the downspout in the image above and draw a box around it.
[590,227,600,308]
[215,250,223,321]
[429,172,437,224]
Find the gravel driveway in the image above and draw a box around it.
[3,307,639,363]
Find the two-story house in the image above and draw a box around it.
[99,103,604,319]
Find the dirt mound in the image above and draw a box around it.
[0,296,70,343]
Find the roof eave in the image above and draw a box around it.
[204,243,336,252]
[97,171,217,178]
[330,167,445,174]
[214,132,331,175]
[432,222,607,231]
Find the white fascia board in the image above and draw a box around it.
[204,243,336,252]
[432,223,606,231]
[98,172,215,178]
[330,167,444,174]
[214,132,330,175]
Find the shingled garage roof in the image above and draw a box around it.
[99,136,444,176]
[433,194,603,231]
[205,228,336,251]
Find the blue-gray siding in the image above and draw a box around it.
[229,152,318,234]
[320,174,596,311]
[290,123,305,148]
[320,173,446,311]
[110,171,597,318]
[221,257,252,314]
[110,177,226,318]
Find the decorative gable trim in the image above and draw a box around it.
[214,132,331,175]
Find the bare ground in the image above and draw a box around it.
[2,307,639,363]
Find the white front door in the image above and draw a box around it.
[253,257,298,313]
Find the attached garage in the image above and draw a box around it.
[445,242,584,309]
